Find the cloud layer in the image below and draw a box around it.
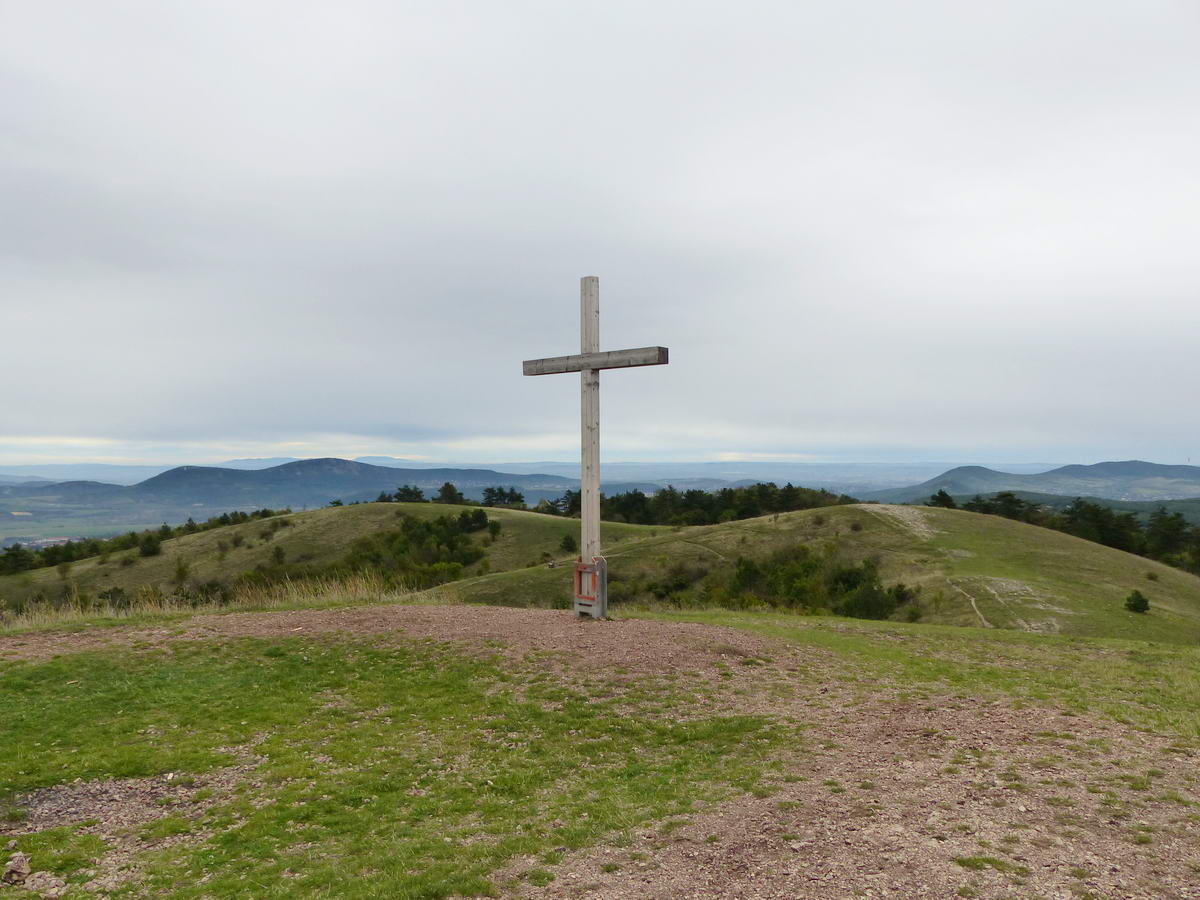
[3,1,1198,464]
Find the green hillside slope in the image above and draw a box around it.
[5,502,1199,646]
[454,504,1200,644]
[0,503,653,613]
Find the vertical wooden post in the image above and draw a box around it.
[523,276,667,619]
[580,276,601,582]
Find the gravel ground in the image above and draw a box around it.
[0,604,772,674]
[3,604,1198,899]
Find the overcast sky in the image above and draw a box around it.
[2,1,1198,466]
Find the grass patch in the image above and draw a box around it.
[953,856,1030,876]
[5,825,108,883]
[1,636,786,898]
[631,609,1200,739]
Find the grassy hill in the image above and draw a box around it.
[8,501,1198,647]
[0,503,653,614]
[3,506,1200,896]
[452,504,1200,644]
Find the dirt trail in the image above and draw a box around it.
[863,504,939,540]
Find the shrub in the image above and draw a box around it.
[98,586,130,610]
[139,534,162,557]
[1125,590,1150,614]
[560,533,578,553]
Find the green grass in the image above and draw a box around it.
[7,502,1200,646]
[0,503,652,624]
[0,637,786,898]
[630,608,1200,738]
[455,504,1200,644]
[3,825,109,886]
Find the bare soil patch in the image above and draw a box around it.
[0,604,773,674]
[864,504,938,541]
[517,685,1200,900]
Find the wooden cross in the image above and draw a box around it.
[523,276,669,618]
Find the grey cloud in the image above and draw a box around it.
[2,1,1198,464]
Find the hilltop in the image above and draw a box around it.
[3,555,1199,897]
[6,500,1199,646]
[453,503,1200,644]
[864,459,1200,503]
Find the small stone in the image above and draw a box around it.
[4,841,15,851]
[3,852,31,885]
[25,870,69,898]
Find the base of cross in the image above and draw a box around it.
[573,557,608,619]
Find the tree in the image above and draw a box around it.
[1146,507,1188,560]
[375,491,393,503]
[1124,590,1150,613]
[435,482,465,504]
[927,489,957,509]
[139,534,162,557]
[560,533,578,553]
[328,498,344,507]
[1,543,34,575]
[395,485,426,502]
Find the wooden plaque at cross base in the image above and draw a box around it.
[573,557,608,619]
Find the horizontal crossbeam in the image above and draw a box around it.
[522,346,668,376]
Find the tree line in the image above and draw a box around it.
[928,490,1200,574]
[371,483,526,507]
[534,482,857,526]
[0,508,290,576]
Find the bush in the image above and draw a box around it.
[560,533,578,553]
[139,534,162,557]
[1125,590,1150,613]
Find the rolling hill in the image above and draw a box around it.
[864,459,1200,503]
[5,501,1199,646]
[0,502,653,613]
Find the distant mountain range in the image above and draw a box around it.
[2,459,581,510]
[862,460,1200,504]
[0,458,1058,490]
[0,458,669,542]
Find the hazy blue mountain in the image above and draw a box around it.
[0,474,55,485]
[1,459,589,542]
[0,464,171,485]
[864,460,1200,503]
